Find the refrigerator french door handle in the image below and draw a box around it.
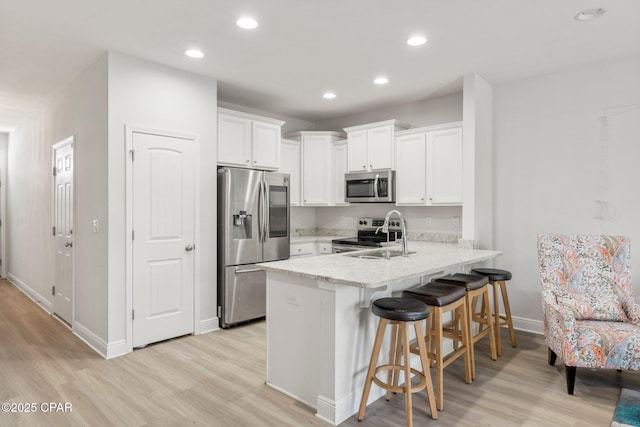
[257,178,263,243]
[263,178,269,242]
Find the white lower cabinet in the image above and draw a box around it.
[290,241,333,258]
[395,122,463,206]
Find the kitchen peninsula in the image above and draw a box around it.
[257,241,500,425]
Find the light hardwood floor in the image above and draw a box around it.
[1,278,638,426]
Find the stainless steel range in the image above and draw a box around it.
[331,217,403,253]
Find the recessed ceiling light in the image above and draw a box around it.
[323,92,336,99]
[237,17,259,29]
[406,35,427,47]
[575,8,606,21]
[185,49,204,58]
[374,77,389,85]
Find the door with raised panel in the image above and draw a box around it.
[346,130,368,171]
[280,139,301,206]
[367,125,393,170]
[332,140,349,205]
[252,121,281,169]
[302,135,330,205]
[218,113,251,167]
[52,137,74,325]
[427,127,463,204]
[132,130,195,348]
[395,133,427,205]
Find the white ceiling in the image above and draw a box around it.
[1,0,639,122]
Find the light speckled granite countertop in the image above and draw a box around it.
[258,241,500,289]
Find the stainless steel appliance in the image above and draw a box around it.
[344,170,395,203]
[217,167,290,328]
[331,217,403,253]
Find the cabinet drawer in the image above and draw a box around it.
[318,243,332,254]
[290,242,315,257]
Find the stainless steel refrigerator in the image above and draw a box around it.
[217,167,290,328]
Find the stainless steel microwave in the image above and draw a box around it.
[345,170,395,203]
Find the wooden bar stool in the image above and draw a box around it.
[402,283,472,411]
[433,273,497,379]
[358,297,437,426]
[470,267,516,356]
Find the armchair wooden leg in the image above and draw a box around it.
[548,348,557,366]
[565,365,576,395]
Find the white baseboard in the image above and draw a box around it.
[73,321,108,358]
[513,316,544,335]
[199,317,219,334]
[7,273,52,314]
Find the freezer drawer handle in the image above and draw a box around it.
[234,268,261,274]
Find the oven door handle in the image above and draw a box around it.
[374,174,380,200]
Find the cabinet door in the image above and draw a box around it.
[218,114,251,167]
[332,140,349,206]
[427,127,463,204]
[302,135,330,205]
[253,121,281,170]
[367,125,393,170]
[395,133,427,205]
[347,130,368,172]
[280,139,301,206]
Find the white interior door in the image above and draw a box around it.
[53,137,74,324]
[131,131,196,348]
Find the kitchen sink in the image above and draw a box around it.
[345,250,414,260]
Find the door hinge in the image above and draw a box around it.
[53,166,57,176]
[217,306,222,318]
[52,226,56,236]
[132,310,135,320]
[52,286,55,296]
[132,230,135,240]
[130,149,135,161]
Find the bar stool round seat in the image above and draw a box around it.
[372,297,430,322]
[358,297,437,426]
[402,283,472,411]
[433,273,497,379]
[470,268,512,282]
[470,267,516,356]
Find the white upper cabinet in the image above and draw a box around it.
[395,132,427,205]
[395,122,463,206]
[331,140,349,206]
[217,108,285,170]
[285,131,346,206]
[344,120,410,172]
[280,139,301,206]
[428,126,463,204]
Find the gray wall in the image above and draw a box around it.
[493,54,640,332]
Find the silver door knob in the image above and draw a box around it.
[185,244,194,252]
[65,242,73,248]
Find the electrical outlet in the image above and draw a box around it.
[452,216,460,228]
[92,219,99,233]
[287,295,300,306]
[425,217,432,227]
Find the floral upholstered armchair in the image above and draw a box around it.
[537,234,640,394]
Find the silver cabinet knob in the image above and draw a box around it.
[64,242,73,248]
[185,244,194,252]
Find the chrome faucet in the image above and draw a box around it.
[376,209,409,257]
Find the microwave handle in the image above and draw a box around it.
[374,174,380,200]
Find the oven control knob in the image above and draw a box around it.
[359,220,363,225]
[363,220,367,225]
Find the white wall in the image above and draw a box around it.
[107,52,218,352]
[315,205,462,235]
[0,132,7,277]
[3,103,56,309]
[45,55,109,340]
[493,55,640,332]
